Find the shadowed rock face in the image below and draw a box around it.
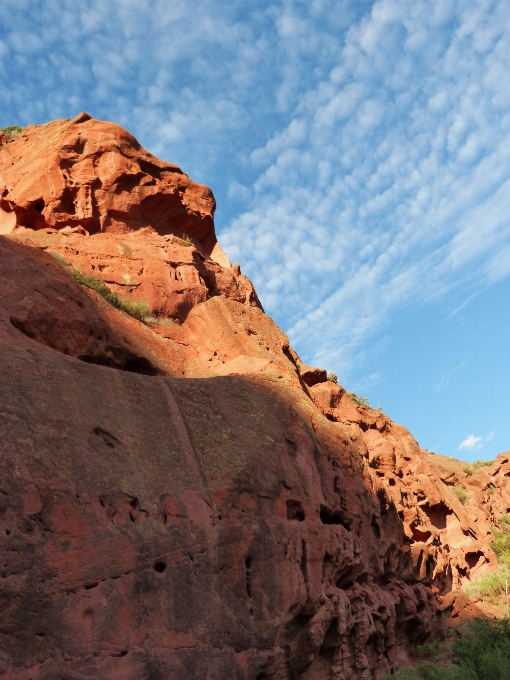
[0,117,502,678]
[0,322,435,680]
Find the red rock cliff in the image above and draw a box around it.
[0,116,501,679]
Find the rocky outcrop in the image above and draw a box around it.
[310,383,498,600]
[0,116,504,679]
[0,112,224,262]
[8,227,261,324]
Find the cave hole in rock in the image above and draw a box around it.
[422,502,452,531]
[410,523,432,543]
[283,610,312,644]
[377,488,389,514]
[335,568,354,590]
[84,582,99,590]
[425,554,435,580]
[33,199,45,213]
[318,617,339,663]
[319,505,351,530]
[153,561,166,573]
[286,499,305,521]
[129,501,138,522]
[245,556,254,616]
[466,551,484,570]
[285,437,297,456]
[245,557,252,597]
[371,516,381,539]
[123,357,160,376]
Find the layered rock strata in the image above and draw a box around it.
[0,116,503,679]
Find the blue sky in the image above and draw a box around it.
[2,0,510,462]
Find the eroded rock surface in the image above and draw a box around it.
[0,116,504,679]
[0,112,222,259]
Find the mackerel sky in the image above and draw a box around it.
[2,0,510,462]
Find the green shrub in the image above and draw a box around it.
[462,465,473,476]
[463,568,507,603]
[348,392,383,412]
[69,267,150,321]
[498,514,510,530]
[417,641,443,661]
[327,371,338,383]
[1,125,24,141]
[472,460,494,469]
[160,317,177,326]
[492,530,510,564]
[384,617,510,679]
[452,484,469,504]
[181,233,192,247]
[116,296,150,322]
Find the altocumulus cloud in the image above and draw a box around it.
[220,0,510,376]
[1,0,510,381]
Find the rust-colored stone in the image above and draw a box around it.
[0,113,220,258]
[0,116,505,679]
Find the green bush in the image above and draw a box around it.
[1,125,24,142]
[66,267,150,322]
[327,371,338,383]
[498,514,510,530]
[383,617,510,679]
[181,233,192,247]
[348,391,383,413]
[464,568,507,603]
[452,484,469,504]
[472,460,494,469]
[462,465,474,476]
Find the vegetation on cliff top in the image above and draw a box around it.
[0,125,24,147]
[348,391,383,413]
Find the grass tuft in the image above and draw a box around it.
[348,392,383,412]
[451,484,469,504]
[181,233,192,247]
[327,371,338,383]
[472,459,494,469]
[63,266,151,322]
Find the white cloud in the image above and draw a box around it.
[459,435,483,451]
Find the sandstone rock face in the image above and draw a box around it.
[0,117,504,679]
[9,227,261,324]
[0,113,221,260]
[310,383,498,601]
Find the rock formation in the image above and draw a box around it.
[0,115,504,679]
